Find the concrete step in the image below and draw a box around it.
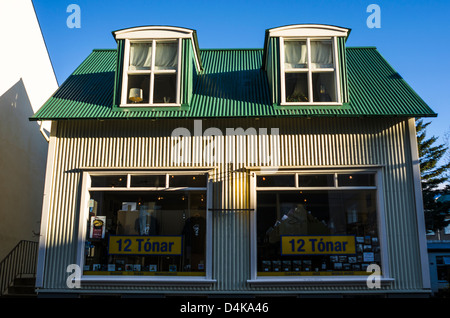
[4,277,36,297]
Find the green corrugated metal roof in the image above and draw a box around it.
[31,47,436,120]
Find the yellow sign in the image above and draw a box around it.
[281,236,356,255]
[108,236,182,255]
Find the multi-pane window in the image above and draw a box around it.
[255,172,382,277]
[82,173,208,277]
[123,39,181,106]
[436,256,450,283]
[282,38,339,104]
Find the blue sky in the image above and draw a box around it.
[33,0,449,143]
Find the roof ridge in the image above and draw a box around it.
[200,48,264,51]
[90,47,377,52]
[346,46,377,49]
[89,47,378,51]
[92,48,117,52]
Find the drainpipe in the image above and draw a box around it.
[39,121,50,142]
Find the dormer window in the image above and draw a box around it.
[112,26,202,109]
[125,39,181,105]
[283,38,337,103]
[264,24,350,107]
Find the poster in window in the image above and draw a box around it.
[293,260,302,271]
[443,256,450,265]
[90,216,106,239]
[169,265,177,272]
[444,224,450,235]
[363,252,374,262]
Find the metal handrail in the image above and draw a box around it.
[0,240,38,296]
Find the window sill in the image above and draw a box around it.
[273,102,350,111]
[80,275,217,287]
[120,103,182,107]
[280,102,343,106]
[113,103,190,112]
[247,276,394,287]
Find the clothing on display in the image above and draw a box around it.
[137,203,159,235]
[183,214,206,254]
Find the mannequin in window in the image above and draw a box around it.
[183,212,206,270]
[136,202,159,235]
[183,212,205,253]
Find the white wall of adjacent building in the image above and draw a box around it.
[0,0,58,260]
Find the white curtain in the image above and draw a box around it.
[284,41,307,69]
[310,41,333,69]
[155,42,178,70]
[129,43,152,70]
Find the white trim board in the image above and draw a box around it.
[268,24,350,38]
[114,26,194,40]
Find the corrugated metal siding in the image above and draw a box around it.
[192,49,271,117]
[266,37,280,105]
[112,40,125,108]
[31,47,436,120]
[346,48,430,117]
[40,117,426,294]
[181,38,195,105]
[337,37,349,103]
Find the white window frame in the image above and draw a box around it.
[120,38,182,107]
[280,36,342,106]
[76,170,216,286]
[248,168,393,287]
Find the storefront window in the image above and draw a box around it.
[256,172,381,277]
[83,173,207,277]
[436,256,450,282]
